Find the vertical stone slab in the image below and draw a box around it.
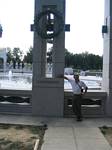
[32,0,65,116]
[0,48,7,72]
[102,0,112,116]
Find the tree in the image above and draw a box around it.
[7,47,13,64]
[23,47,33,64]
[65,49,73,67]
[47,47,53,64]
[64,50,103,70]
[12,47,23,62]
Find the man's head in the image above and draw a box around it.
[73,74,79,81]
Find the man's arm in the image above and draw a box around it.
[64,76,69,80]
[57,75,69,80]
[81,81,88,94]
[84,86,88,93]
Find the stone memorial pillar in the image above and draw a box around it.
[102,0,112,116]
[32,0,65,116]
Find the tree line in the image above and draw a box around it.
[6,47,33,65]
[65,49,103,70]
[5,47,103,70]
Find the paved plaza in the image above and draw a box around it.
[0,114,112,150]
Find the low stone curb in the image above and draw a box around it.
[34,139,40,150]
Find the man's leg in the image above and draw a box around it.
[73,95,82,121]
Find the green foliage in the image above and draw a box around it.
[65,50,103,70]
[12,47,23,62]
[6,46,103,70]
[47,50,52,64]
[23,47,33,64]
[6,47,13,64]
[7,47,23,63]
[0,124,10,129]
[100,126,108,135]
[0,138,12,145]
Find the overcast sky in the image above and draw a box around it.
[0,0,104,56]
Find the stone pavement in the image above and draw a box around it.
[0,114,112,150]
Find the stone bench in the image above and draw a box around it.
[64,90,107,117]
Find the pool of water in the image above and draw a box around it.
[0,73,102,90]
[0,73,32,90]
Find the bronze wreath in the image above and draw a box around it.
[34,10,64,39]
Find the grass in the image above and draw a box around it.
[100,126,112,147]
[0,123,47,150]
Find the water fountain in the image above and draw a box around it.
[0,72,32,90]
[8,70,12,79]
[0,72,102,90]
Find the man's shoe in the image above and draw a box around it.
[77,117,83,121]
